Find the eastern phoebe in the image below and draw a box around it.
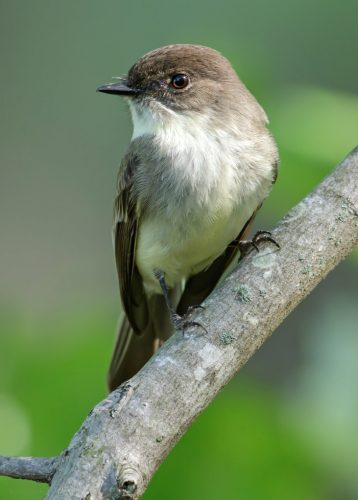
[98,44,278,390]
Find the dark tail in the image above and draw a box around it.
[107,294,174,391]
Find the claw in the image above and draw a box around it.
[239,230,280,258]
[183,321,208,336]
[260,235,280,249]
[172,312,208,336]
[254,230,272,237]
[186,304,206,315]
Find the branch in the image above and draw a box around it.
[1,147,357,499]
[0,456,59,483]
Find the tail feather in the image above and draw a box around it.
[108,294,174,391]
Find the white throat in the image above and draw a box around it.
[129,101,242,190]
[129,101,162,139]
[128,101,247,170]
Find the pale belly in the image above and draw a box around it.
[136,201,255,296]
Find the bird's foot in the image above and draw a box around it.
[171,305,207,336]
[153,268,208,336]
[238,230,280,257]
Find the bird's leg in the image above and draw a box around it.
[153,268,207,335]
[153,268,177,317]
[238,230,280,258]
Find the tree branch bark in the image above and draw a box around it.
[0,456,59,483]
[1,147,357,499]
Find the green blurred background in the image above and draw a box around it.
[0,1,357,498]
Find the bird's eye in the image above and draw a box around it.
[170,74,190,89]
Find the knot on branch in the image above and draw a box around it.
[116,463,143,499]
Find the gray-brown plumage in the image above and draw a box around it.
[98,44,278,391]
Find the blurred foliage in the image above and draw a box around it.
[0,0,357,499]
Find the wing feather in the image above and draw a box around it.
[113,151,148,333]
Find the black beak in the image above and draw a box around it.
[96,82,140,96]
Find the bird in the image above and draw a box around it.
[97,44,278,391]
